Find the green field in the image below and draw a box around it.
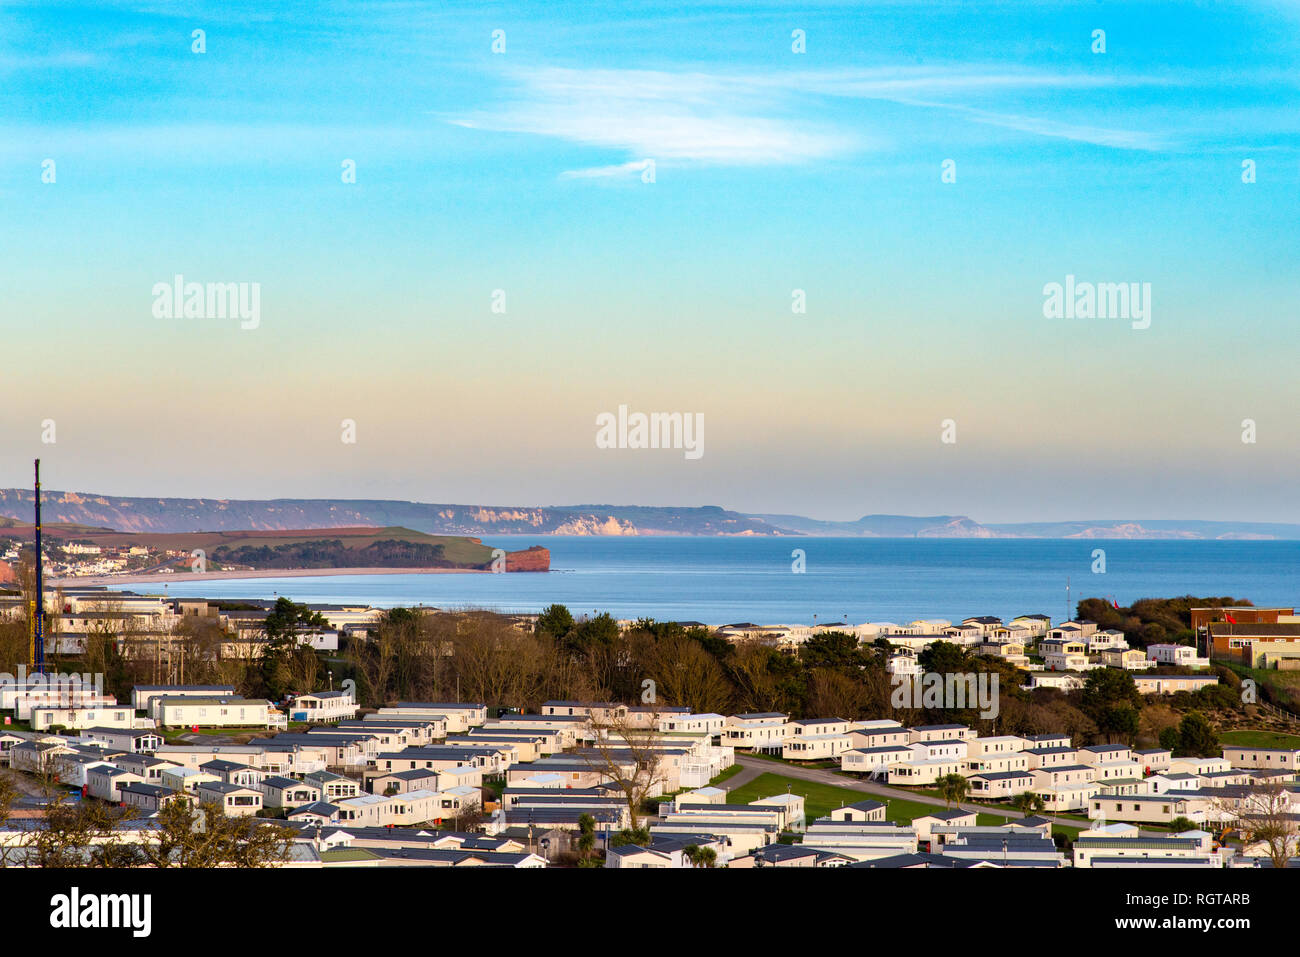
[725,772,1003,826]
[1221,662,1300,712]
[709,764,744,786]
[27,523,499,569]
[1219,729,1300,749]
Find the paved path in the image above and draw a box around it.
[718,761,767,792]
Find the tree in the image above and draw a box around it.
[128,799,296,868]
[799,631,869,671]
[1222,781,1300,868]
[1159,726,1181,753]
[937,773,969,808]
[641,631,734,714]
[259,597,328,700]
[1169,816,1198,833]
[574,812,598,866]
[805,668,867,721]
[726,640,805,715]
[0,772,20,866]
[1080,669,1141,718]
[535,604,575,641]
[918,640,971,675]
[13,797,291,868]
[1174,711,1219,758]
[1094,704,1140,743]
[452,614,547,708]
[264,596,328,642]
[683,844,717,868]
[582,713,667,832]
[24,795,130,867]
[608,826,651,848]
[1013,791,1045,816]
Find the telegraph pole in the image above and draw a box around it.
[33,459,45,674]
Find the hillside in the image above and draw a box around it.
[0,524,550,572]
[747,513,994,537]
[3,488,1299,538]
[0,491,788,536]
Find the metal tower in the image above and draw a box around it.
[33,458,44,674]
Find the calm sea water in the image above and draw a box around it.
[147,537,1300,626]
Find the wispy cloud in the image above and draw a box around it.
[0,50,100,71]
[452,67,859,167]
[559,159,655,180]
[451,64,1181,172]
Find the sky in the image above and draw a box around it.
[1,0,1298,523]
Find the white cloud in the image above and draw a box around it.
[559,159,655,180]
[451,66,861,167]
[451,64,1184,170]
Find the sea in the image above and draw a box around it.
[143,537,1300,627]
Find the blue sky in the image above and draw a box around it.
[2,1,1298,522]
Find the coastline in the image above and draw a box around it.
[49,566,496,588]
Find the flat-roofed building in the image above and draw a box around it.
[156,696,272,728]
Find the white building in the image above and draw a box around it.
[156,697,273,728]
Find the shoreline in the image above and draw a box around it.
[49,566,499,588]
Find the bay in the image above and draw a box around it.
[149,537,1300,627]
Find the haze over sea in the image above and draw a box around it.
[152,537,1300,626]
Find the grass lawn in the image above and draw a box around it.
[158,725,286,741]
[726,772,1004,826]
[1220,662,1300,712]
[709,764,744,786]
[1219,729,1300,749]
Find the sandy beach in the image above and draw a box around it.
[49,566,494,588]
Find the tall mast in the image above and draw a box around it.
[33,458,44,674]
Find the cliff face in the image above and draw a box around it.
[0,491,786,536]
[503,545,550,572]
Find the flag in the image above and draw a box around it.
[1225,613,1237,624]
[1112,599,1119,610]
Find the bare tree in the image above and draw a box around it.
[642,633,733,714]
[452,614,546,708]
[345,622,397,706]
[1223,780,1300,868]
[806,668,867,720]
[286,644,323,696]
[0,771,19,866]
[582,711,668,831]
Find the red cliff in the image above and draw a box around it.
[504,545,550,572]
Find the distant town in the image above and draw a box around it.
[0,538,224,581]
[1,586,1298,869]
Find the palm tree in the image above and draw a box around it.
[683,844,717,868]
[1013,791,1045,816]
[576,813,596,864]
[937,773,969,809]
